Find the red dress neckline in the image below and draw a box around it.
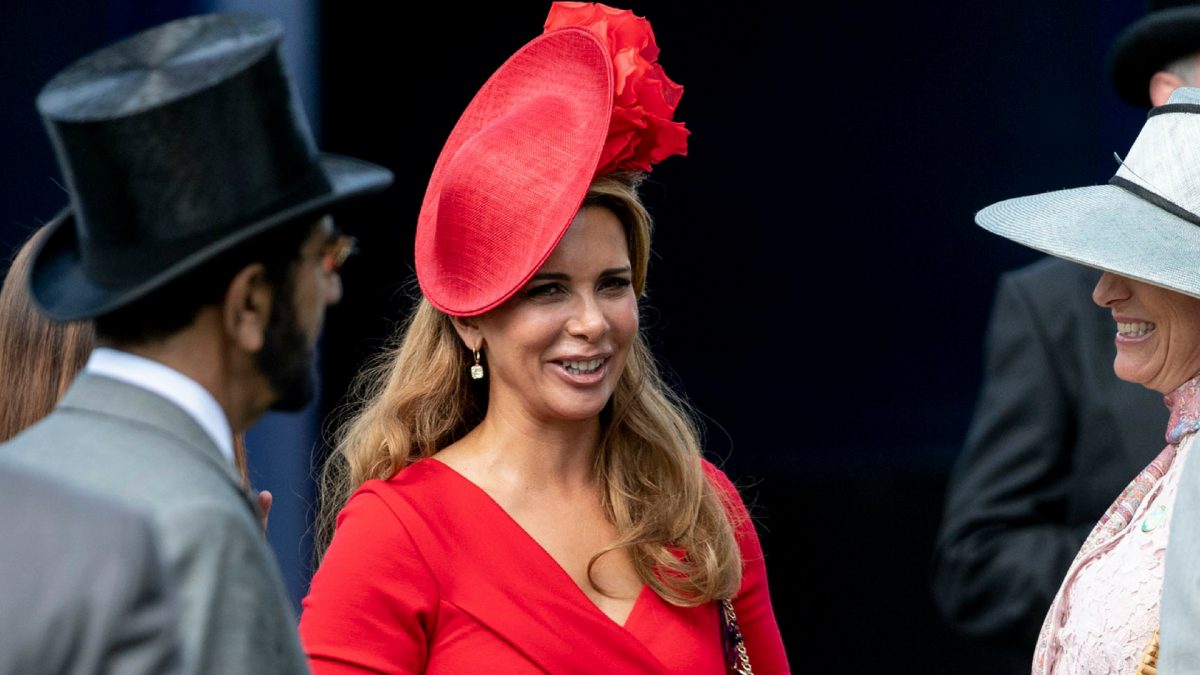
[422,457,651,629]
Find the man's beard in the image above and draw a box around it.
[256,280,317,412]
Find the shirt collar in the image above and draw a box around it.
[83,347,235,465]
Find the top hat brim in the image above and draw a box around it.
[29,153,392,322]
[977,183,1200,299]
[1108,6,1200,107]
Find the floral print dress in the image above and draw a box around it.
[1032,375,1200,674]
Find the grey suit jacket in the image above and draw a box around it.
[1161,434,1200,673]
[0,372,309,675]
[0,463,180,675]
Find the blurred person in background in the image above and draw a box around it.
[932,1,1200,666]
[0,220,93,443]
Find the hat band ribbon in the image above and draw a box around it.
[1109,175,1200,228]
[1147,103,1200,119]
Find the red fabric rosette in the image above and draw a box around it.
[544,2,689,174]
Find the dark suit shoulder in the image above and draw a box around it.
[993,258,1112,351]
[1001,257,1100,304]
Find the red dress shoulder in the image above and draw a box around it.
[300,459,790,673]
[702,460,791,673]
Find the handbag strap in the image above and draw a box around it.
[720,598,754,675]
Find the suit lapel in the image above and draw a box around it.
[57,373,255,514]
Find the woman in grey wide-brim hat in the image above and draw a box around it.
[976,86,1200,674]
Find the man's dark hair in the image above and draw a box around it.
[94,217,319,344]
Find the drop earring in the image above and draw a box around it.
[470,349,484,380]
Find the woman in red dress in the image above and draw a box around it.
[299,4,788,673]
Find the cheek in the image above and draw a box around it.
[610,299,639,344]
[301,281,327,331]
[324,273,343,306]
[1165,294,1200,337]
[485,320,557,373]
[1169,311,1200,360]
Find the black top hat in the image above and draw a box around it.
[29,13,393,321]
[1108,0,1200,107]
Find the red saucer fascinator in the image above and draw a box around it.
[415,3,687,317]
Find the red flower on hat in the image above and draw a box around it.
[544,2,689,174]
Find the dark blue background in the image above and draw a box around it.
[0,1,1154,670]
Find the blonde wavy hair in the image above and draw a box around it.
[316,173,742,605]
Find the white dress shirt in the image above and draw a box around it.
[84,347,234,466]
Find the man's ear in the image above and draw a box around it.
[1150,70,1188,107]
[223,263,273,353]
[450,315,483,352]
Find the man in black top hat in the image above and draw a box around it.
[0,13,391,674]
[931,1,1200,668]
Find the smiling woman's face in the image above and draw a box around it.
[456,205,638,425]
[1093,271,1200,393]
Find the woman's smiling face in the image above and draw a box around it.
[1093,271,1200,393]
[456,205,638,424]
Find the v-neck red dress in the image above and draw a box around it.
[299,459,789,674]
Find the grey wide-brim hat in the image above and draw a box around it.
[976,86,1200,299]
